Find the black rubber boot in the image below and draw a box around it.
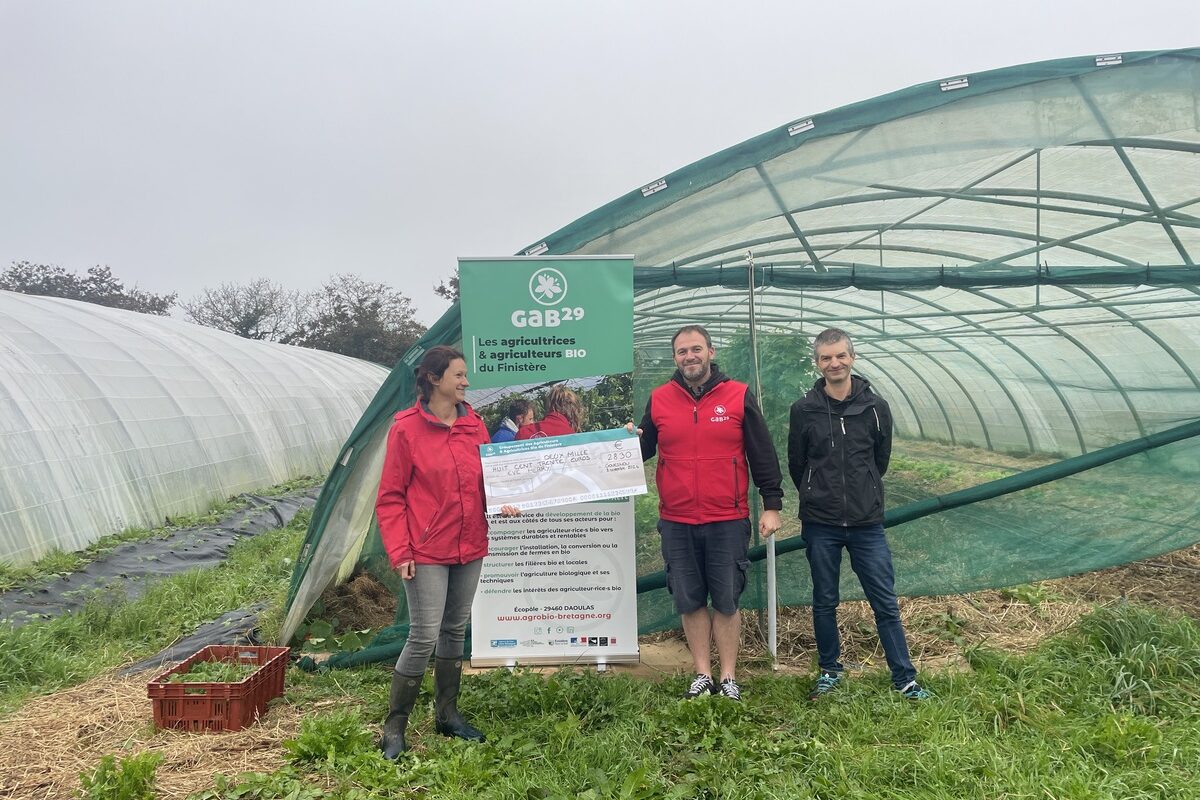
[433,657,485,742]
[380,671,423,759]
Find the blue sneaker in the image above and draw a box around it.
[898,680,931,700]
[807,671,840,700]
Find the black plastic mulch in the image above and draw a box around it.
[0,489,318,629]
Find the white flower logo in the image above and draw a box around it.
[529,267,568,306]
[714,405,727,415]
[535,273,561,299]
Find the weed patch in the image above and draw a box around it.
[79,751,163,800]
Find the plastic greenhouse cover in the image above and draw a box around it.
[0,291,388,566]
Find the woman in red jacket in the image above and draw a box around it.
[375,345,517,758]
[516,385,585,439]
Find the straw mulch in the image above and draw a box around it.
[739,589,1092,675]
[0,673,336,800]
[1053,541,1200,618]
[739,542,1200,672]
[316,570,398,633]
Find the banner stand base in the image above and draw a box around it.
[470,651,640,669]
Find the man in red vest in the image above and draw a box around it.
[639,325,783,700]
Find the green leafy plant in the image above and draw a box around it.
[191,769,326,800]
[999,583,1061,608]
[169,660,258,684]
[289,618,374,654]
[1086,712,1163,764]
[283,710,375,766]
[292,618,334,651]
[889,454,956,485]
[78,752,163,800]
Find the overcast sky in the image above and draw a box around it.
[2,1,1197,324]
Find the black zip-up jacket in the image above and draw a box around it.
[640,364,784,519]
[787,375,892,526]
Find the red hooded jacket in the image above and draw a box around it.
[376,401,491,567]
[515,411,576,440]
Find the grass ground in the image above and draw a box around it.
[232,604,1200,800]
[3,459,1199,798]
[5,601,1197,799]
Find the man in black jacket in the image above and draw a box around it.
[788,328,928,701]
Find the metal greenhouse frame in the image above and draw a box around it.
[283,48,1200,664]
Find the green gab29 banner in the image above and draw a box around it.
[458,256,634,390]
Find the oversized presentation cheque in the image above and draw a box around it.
[480,428,648,513]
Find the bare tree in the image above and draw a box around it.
[183,279,308,341]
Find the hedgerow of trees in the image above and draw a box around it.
[288,274,426,367]
[0,261,176,315]
[183,274,428,366]
[2,262,427,367]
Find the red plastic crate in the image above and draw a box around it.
[147,645,289,732]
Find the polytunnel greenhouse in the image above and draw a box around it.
[0,291,390,566]
[283,47,1200,661]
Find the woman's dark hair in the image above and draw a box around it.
[506,398,533,421]
[414,345,466,401]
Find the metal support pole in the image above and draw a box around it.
[746,250,777,660]
[880,228,887,335]
[1035,149,1042,308]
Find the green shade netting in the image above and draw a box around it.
[280,47,1200,666]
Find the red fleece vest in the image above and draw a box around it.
[650,379,750,524]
